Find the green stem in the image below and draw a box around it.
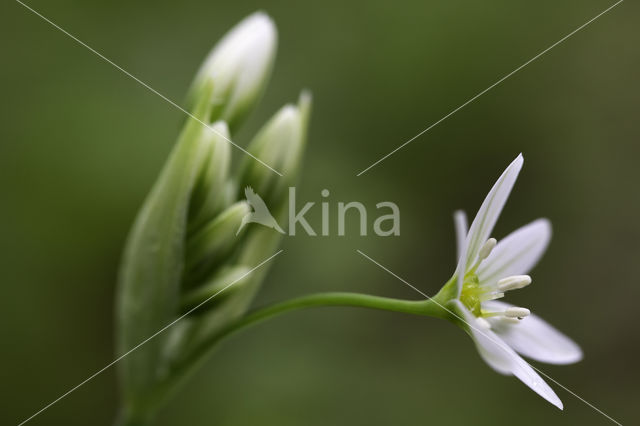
[137,290,454,426]
[157,291,449,402]
[221,291,446,339]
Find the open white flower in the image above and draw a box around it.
[448,154,582,409]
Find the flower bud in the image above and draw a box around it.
[237,91,312,207]
[184,201,251,282]
[188,121,232,231]
[180,265,252,313]
[116,81,217,402]
[187,12,277,129]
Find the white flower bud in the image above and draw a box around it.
[185,201,251,280]
[238,91,312,205]
[188,12,277,129]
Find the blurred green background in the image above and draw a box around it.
[2,0,638,424]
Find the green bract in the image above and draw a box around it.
[115,12,310,424]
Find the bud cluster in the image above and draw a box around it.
[115,13,311,423]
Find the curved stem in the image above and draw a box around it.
[220,292,446,339]
[157,291,449,402]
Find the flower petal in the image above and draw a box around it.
[464,154,523,268]
[453,211,468,297]
[477,218,551,288]
[485,300,583,365]
[452,300,563,409]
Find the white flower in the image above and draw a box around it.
[448,154,582,409]
[188,12,277,128]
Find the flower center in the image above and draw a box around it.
[459,271,501,317]
[459,238,532,324]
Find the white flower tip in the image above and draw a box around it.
[249,10,274,25]
[229,11,277,47]
[189,12,278,126]
[243,12,277,57]
[299,89,312,103]
[505,307,530,319]
[298,89,312,115]
[478,237,497,260]
[279,104,298,120]
[497,275,532,292]
[571,345,584,363]
[537,217,553,240]
[508,153,524,175]
[202,11,277,80]
[210,120,230,137]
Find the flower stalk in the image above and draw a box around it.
[203,292,449,345]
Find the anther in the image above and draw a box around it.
[497,275,532,292]
[504,307,530,319]
[478,238,497,261]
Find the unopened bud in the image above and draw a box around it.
[180,265,252,312]
[237,91,312,206]
[187,12,277,129]
[188,121,232,231]
[185,201,251,281]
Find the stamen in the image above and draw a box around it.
[478,238,497,261]
[504,307,530,319]
[479,292,504,301]
[479,310,502,318]
[497,275,531,292]
[501,317,521,324]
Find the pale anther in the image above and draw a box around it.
[504,307,530,319]
[478,238,497,261]
[497,275,532,292]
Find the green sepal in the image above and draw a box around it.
[115,81,216,415]
[188,121,232,232]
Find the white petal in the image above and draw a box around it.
[485,300,583,365]
[453,211,468,297]
[477,219,551,288]
[452,300,563,409]
[464,154,523,268]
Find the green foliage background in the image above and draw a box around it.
[1,0,638,424]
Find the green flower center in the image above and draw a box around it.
[459,272,484,317]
